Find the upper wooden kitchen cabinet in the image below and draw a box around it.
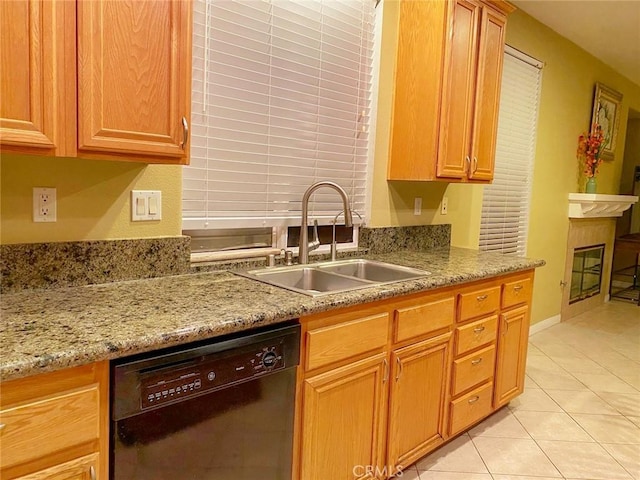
[388,0,514,182]
[0,0,75,156]
[77,0,192,163]
[0,0,192,164]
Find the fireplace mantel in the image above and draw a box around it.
[568,194,639,219]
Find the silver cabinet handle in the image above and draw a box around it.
[395,357,403,382]
[181,116,189,150]
[383,359,389,383]
[465,155,471,173]
[473,156,478,173]
[476,294,488,301]
[513,285,523,292]
[89,465,96,480]
[468,395,480,404]
[471,358,483,366]
[473,325,485,334]
[0,423,5,431]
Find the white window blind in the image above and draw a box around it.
[183,0,375,230]
[479,46,542,255]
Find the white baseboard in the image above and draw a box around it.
[529,314,561,336]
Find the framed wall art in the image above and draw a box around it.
[591,82,623,161]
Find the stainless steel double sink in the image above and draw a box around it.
[238,259,430,297]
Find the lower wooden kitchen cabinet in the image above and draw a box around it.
[14,453,99,480]
[300,354,389,480]
[294,270,534,479]
[494,304,530,408]
[387,333,451,472]
[0,363,109,480]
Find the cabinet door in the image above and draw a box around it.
[388,0,449,181]
[437,0,480,179]
[0,0,73,155]
[468,7,506,181]
[300,354,388,480]
[77,0,192,162]
[387,334,451,472]
[494,305,529,408]
[16,453,99,480]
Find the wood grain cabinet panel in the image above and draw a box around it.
[0,387,99,471]
[0,363,108,480]
[502,277,533,309]
[305,313,389,371]
[440,0,507,183]
[1,0,191,163]
[387,334,451,472]
[0,0,74,155]
[451,344,496,396]
[388,0,449,181]
[494,305,530,408]
[454,315,497,356]
[394,296,455,343]
[437,0,480,179]
[300,354,388,480]
[449,381,493,436]
[77,0,192,161]
[389,0,511,183]
[458,286,500,322]
[467,6,506,181]
[14,453,99,480]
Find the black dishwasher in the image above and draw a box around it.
[110,322,300,480]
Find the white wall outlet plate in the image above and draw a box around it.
[33,187,57,222]
[131,190,162,221]
[414,197,422,216]
[441,197,448,215]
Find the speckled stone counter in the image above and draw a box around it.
[1,247,544,381]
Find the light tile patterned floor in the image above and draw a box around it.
[401,300,640,480]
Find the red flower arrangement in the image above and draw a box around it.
[577,124,604,178]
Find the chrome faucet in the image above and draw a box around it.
[299,181,353,264]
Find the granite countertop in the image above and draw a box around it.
[0,247,544,382]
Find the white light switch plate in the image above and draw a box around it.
[441,197,448,215]
[131,190,162,221]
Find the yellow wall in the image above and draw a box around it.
[0,154,182,244]
[506,10,640,325]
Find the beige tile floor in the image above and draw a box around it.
[401,300,640,480]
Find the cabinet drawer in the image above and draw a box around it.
[502,278,532,309]
[455,316,497,356]
[306,313,389,371]
[451,345,496,397]
[0,387,100,470]
[449,382,493,436]
[458,286,500,322]
[394,296,454,343]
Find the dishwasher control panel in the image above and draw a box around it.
[140,343,285,409]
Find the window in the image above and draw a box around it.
[183,0,376,250]
[479,46,543,255]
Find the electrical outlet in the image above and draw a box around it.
[414,197,422,216]
[441,197,448,215]
[33,187,57,222]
